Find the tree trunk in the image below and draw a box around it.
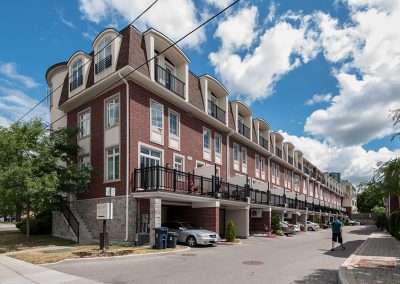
[26,202,30,242]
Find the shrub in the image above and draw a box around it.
[272,215,281,233]
[371,206,386,214]
[225,220,236,242]
[275,229,284,236]
[374,213,387,230]
[16,210,52,235]
[316,217,322,227]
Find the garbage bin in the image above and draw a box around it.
[167,232,178,248]
[154,227,168,249]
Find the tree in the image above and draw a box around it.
[356,181,384,213]
[0,119,91,240]
[225,220,236,242]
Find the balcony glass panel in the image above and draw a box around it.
[275,147,282,158]
[238,120,251,139]
[288,156,293,165]
[259,135,268,150]
[154,63,185,99]
[208,100,226,123]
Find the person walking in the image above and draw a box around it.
[331,217,345,251]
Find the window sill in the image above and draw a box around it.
[79,135,90,140]
[105,123,120,131]
[104,179,121,184]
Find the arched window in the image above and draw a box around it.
[70,58,83,91]
[96,37,112,74]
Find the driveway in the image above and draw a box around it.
[0,223,18,232]
[45,225,375,284]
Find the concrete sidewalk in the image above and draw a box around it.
[0,254,102,284]
[339,231,400,284]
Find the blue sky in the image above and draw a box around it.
[0,0,399,184]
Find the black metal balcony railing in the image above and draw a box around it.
[275,147,282,158]
[310,172,316,179]
[132,166,345,213]
[95,54,112,74]
[259,135,268,150]
[238,120,251,139]
[69,75,83,91]
[208,100,226,124]
[304,167,310,175]
[322,179,326,185]
[288,156,293,165]
[155,64,185,99]
[297,163,302,171]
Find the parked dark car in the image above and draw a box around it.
[280,221,295,235]
[322,222,330,229]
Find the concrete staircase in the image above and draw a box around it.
[69,204,95,244]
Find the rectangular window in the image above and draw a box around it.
[255,155,260,171]
[203,128,211,151]
[242,147,247,165]
[261,157,265,173]
[215,133,222,155]
[169,111,179,137]
[174,155,184,172]
[106,97,119,128]
[272,162,276,183]
[106,146,119,181]
[151,100,163,129]
[79,110,90,138]
[233,143,239,161]
[78,154,90,170]
[275,164,280,184]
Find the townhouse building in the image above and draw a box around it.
[47,25,346,244]
[340,180,358,218]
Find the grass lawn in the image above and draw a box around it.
[11,245,182,264]
[0,231,75,254]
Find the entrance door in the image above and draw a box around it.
[139,146,162,189]
[219,208,226,238]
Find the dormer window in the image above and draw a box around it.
[70,58,83,91]
[96,37,112,74]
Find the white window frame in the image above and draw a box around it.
[97,36,112,73]
[105,95,120,128]
[173,153,185,181]
[78,154,90,170]
[271,162,276,184]
[78,108,90,139]
[150,99,164,145]
[214,133,222,164]
[275,164,280,185]
[241,147,247,174]
[105,146,120,182]
[195,160,206,168]
[233,143,239,162]
[255,154,260,178]
[137,142,164,169]
[261,157,266,180]
[203,127,211,161]
[168,109,180,150]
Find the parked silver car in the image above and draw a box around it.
[162,221,220,247]
[306,221,320,231]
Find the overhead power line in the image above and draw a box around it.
[15,0,159,123]
[46,0,240,129]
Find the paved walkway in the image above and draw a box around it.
[339,232,400,284]
[0,254,102,284]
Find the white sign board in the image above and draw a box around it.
[106,187,115,197]
[97,203,113,220]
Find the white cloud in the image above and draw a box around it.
[213,6,258,51]
[78,0,205,49]
[209,11,320,102]
[0,87,48,127]
[305,93,333,105]
[267,1,276,23]
[56,8,75,28]
[0,62,39,88]
[280,131,400,185]
[204,0,232,9]
[305,3,400,146]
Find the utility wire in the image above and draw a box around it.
[15,0,159,123]
[46,0,240,129]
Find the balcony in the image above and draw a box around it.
[304,167,310,175]
[155,63,185,99]
[238,120,251,139]
[70,75,83,91]
[259,135,268,150]
[288,156,293,165]
[275,147,282,158]
[310,172,316,179]
[208,100,226,124]
[95,54,112,74]
[297,163,302,171]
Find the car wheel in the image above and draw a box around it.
[186,236,197,247]
[307,227,313,231]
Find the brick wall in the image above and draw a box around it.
[250,211,270,232]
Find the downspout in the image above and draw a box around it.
[226,130,235,180]
[119,72,130,242]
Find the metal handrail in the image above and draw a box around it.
[70,75,83,91]
[259,135,268,150]
[154,64,185,99]
[95,54,112,74]
[208,100,226,124]
[238,120,251,139]
[56,195,79,242]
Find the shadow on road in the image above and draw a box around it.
[347,226,376,235]
[293,268,338,283]
[318,240,365,258]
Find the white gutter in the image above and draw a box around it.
[119,71,130,242]
[226,130,235,180]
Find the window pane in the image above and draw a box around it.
[203,129,210,149]
[169,112,178,136]
[234,144,238,161]
[151,101,163,128]
[215,135,221,154]
[242,148,247,164]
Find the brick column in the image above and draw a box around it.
[300,213,307,231]
[149,198,162,246]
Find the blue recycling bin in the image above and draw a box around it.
[154,227,168,249]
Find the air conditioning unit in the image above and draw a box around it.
[284,212,293,219]
[251,209,262,218]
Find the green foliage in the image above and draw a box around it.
[356,181,385,213]
[16,210,53,235]
[386,211,400,240]
[225,220,236,242]
[374,213,387,230]
[316,217,322,227]
[371,206,386,214]
[271,215,281,233]
[275,229,284,236]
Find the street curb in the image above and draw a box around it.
[337,234,372,284]
[39,247,191,265]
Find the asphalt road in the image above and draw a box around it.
[0,223,17,232]
[45,225,375,284]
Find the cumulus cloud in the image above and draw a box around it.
[56,8,75,28]
[305,2,400,146]
[267,1,276,23]
[0,62,39,89]
[280,131,400,184]
[204,0,232,9]
[209,9,320,103]
[305,93,333,105]
[78,0,205,49]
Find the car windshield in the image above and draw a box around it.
[181,223,203,230]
